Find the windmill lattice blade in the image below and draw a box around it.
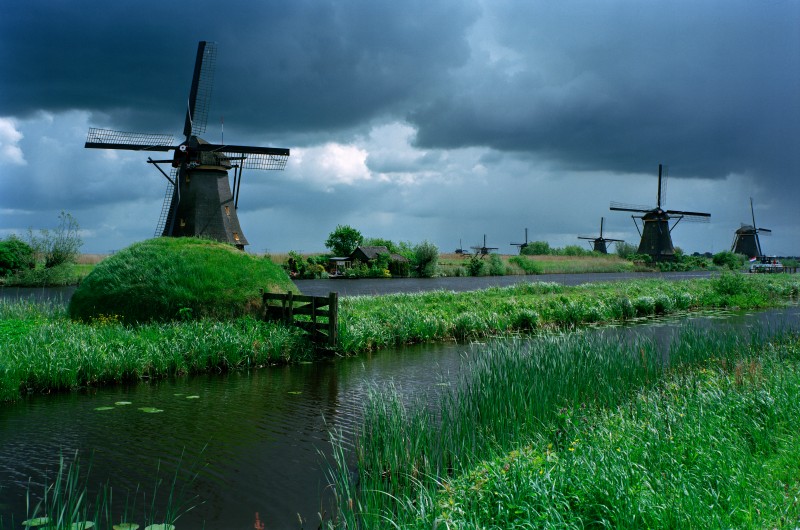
[184,41,217,138]
[85,128,174,151]
[610,201,652,213]
[758,228,772,235]
[668,211,711,223]
[199,143,290,170]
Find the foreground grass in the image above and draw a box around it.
[337,273,800,353]
[327,326,800,529]
[0,300,311,402]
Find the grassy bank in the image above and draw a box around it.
[327,326,800,529]
[337,273,800,353]
[0,300,311,402]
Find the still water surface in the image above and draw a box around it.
[3,279,798,529]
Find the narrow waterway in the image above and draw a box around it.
[1,303,798,529]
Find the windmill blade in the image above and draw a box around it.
[667,210,711,223]
[610,201,652,213]
[198,143,290,170]
[184,41,217,138]
[577,236,595,240]
[658,164,669,208]
[603,238,625,243]
[85,128,174,151]
[758,228,772,235]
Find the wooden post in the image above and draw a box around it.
[328,291,338,347]
[285,291,294,324]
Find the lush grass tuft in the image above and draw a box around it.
[68,237,297,324]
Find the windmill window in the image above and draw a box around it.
[225,206,231,217]
[180,218,186,227]
[233,232,240,242]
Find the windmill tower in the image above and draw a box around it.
[84,41,289,250]
[731,197,770,258]
[610,164,710,261]
[577,217,624,254]
[510,228,530,254]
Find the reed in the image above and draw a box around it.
[0,451,199,530]
[326,325,800,528]
[0,303,311,402]
[337,274,800,353]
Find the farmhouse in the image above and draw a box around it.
[330,246,409,277]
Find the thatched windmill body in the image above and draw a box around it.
[85,41,289,249]
[578,217,623,254]
[510,228,530,254]
[731,197,770,258]
[610,164,710,261]
[471,235,499,256]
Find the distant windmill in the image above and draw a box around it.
[610,164,710,261]
[84,41,289,250]
[577,217,624,254]
[471,235,499,256]
[511,228,530,253]
[731,197,771,258]
[454,239,468,254]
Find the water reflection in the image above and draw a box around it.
[0,304,797,529]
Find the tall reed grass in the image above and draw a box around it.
[337,274,799,353]
[0,299,311,402]
[325,324,800,528]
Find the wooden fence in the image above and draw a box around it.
[262,291,338,348]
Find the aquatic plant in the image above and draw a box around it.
[326,325,800,528]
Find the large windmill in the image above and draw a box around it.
[85,41,289,250]
[510,228,530,254]
[577,217,624,254]
[731,197,771,258]
[610,164,710,261]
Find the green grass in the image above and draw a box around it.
[336,273,800,353]
[0,300,311,402]
[326,326,800,529]
[69,237,297,324]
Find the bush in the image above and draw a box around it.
[615,242,638,259]
[520,241,552,256]
[714,271,747,296]
[508,256,543,275]
[27,211,83,268]
[0,236,34,277]
[467,254,487,276]
[412,240,439,278]
[713,251,746,270]
[488,253,506,276]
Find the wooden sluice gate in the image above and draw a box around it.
[261,291,338,348]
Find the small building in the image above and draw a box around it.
[349,246,410,276]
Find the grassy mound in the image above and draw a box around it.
[69,238,297,323]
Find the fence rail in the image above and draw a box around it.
[262,291,338,348]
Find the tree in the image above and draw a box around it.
[412,240,439,278]
[325,224,363,257]
[520,241,551,256]
[27,211,83,268]
[0,235,34,277]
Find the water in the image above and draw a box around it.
[1,294,797,528]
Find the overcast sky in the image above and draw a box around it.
[1,1,798,256]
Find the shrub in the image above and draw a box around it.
[412,241,439,278]
[0,236,34,277]
[615,242,638,259]
[488,253,506,276]
[27,211,83,268]
[714,271,747,296]
[520,241,552,255]
[508,255,543,275]
[467,254,487,276]
[713,251,746,270]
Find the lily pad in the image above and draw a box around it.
[70,522,94,530]
[288,391,302,395]
[144,525,175,530]
[113,524,140,530]
[115,401,132,406]
[138,407,164,413]
[22,517,50,527]
[94,406,115,411]
[185,395,200,399]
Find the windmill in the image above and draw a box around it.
[731,197,770,258]
[510,228,530,253]
[454,239,468,254]
[577,217,624,254]
[610,164,710,261]
[84,41,289,250]
[471,234,499,256]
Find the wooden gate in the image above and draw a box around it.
[262,291,338,348]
